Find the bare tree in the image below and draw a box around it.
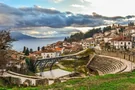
[0,31,13,70]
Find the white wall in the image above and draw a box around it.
[111,41,132,49]
[41,52,60,59]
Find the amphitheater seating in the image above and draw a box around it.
[88,55,127,75]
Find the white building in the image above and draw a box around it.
[41,51,60,59]
[109,36,132,50]
[93,33,104,43]
[81,38,95,49]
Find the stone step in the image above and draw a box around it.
[88,56,126,75]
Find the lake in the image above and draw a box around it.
[12,37,64,51]
[10,26,96,51]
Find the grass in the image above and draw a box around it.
[59,59,89,73]
[44,72,135,90]
[1,72,135,90]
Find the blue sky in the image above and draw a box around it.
[0,0,135,16]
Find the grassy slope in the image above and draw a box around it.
[45,72,135,90]
[1,72,135,90]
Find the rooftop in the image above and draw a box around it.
[111,36,131,41]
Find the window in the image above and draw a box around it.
[128,42,130,44]
[121,42,123,44]
[47,54,50,58]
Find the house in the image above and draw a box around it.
[29,51,42,59]
[81,38,95,49]
[41,49,60,59]
[104,31,111,36]
[55,41,63,48]
[123,27,135,36]
[63,41,71,47]
[103,32,119,43]
[93,33,104,43]
[54,47,64,54]
[131,34,135,47]
[109,36,132,50]
[111,24,120,29]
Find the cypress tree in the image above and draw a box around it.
[30,48,33,53]
[23,46,26,53]
[25,48,29,56]
[38,46,40,51]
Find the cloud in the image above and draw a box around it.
[51,0,63,3]
[15,27,80,38]
[0,3,135,29]
[49,7,56,10]
[80,0,91,3]
[71,4,86,9]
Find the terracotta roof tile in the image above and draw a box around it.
[111,36,131,41]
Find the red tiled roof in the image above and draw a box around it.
[125,27,135,31]
[32,51,42,55]
[111,36,131,41]
[55,47,63,51]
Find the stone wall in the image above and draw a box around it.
[36,79,49,86]
[100,51,135,63]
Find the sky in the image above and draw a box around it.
[0,0,135,16]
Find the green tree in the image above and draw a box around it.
[64,37,67,41]
[23,46,26,53]
[119,27,125,32]
[25,48,29,56]
[105,42,111,51]
[30,48,33,53]
[41,46,45,51]
[128,22,134,26]
[103,26,112,33]
[25,57,36,73]
[37,46,40,51]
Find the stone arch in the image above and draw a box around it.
[54,78,61,84]
[10,77,21,86]
[23,79,32,87]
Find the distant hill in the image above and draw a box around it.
[10,32,36,40]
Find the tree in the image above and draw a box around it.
[64,37,67,41]
[37,46,40,51]
[23,46,26,53]
[41,46,45,51]
[25,57,36,73]
[119,27,125,32]
[30,48,33,53]
[0,31,13,70]
[25,48,29,56]
[128,22,134,26]
[105,42,111,51]
[103,26,112,33]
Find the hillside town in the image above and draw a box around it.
[20,23,135,60]
[1,23,135,88]
[1,0,135,89]
[4,23,135,73]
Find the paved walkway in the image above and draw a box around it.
[56,63,66,69]
[1,71,43,86]
[99,55,135,73]
[36,69,72,79]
